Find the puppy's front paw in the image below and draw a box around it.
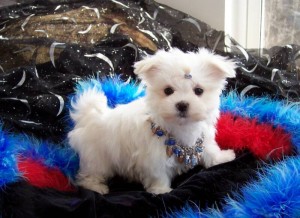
[87,183,109,195]
[212,149,236,166]
[147,186,172,194]
[78,177,109,194]
[204,149,236,168]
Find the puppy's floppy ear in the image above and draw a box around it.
[198,49,237,79]
[134,56,157,78]
[209,57,236,79]
[134,50,166,80]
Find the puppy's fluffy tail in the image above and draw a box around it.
[70,86,108,124]
[69,77,145,125]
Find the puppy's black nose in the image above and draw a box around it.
[176,101,189,112]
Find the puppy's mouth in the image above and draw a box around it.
[163,112,204,123]
[162,113,188,122]
[178,112,188,118]
[177,112,207,122]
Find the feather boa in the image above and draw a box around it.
[1,77,299,217]
[0,125,79,189]
[167,156,300,217]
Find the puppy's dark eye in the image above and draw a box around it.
[164,87,174,96]
[194,87,204,96]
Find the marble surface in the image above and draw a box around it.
[0,0,17,8]
[264,0,300,48]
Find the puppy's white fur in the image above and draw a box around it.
[68,48,237,194]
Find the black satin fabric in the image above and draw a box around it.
[1,153,258,218]
[0,0,299,140]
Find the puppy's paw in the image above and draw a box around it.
[87,183,109,195]
[147,186,172,194]
[204,149,236,168]
[212,149,236,166]
[78,177,109,194]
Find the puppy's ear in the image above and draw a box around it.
[133,55,159,81]
[134,57,156,75]
[198,49,237,79]
[208,58,236,79]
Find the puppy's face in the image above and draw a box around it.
[134,48,236,125]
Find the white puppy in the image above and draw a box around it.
[68,48,236,194]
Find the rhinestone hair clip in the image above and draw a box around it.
[184,73,192,79]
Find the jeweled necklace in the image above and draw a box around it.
[149,120,204,169]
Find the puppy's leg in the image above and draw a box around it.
[144,173,172,194]
[202,139,235,168]
[77,174,109,194]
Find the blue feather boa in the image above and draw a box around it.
[1,77,300,217]
[167,156,300,217]
[0,124,20,187]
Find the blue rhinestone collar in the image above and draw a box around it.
[150,121,204,169]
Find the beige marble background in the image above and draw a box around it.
[0,0,16,8]
[264,0,300,48]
